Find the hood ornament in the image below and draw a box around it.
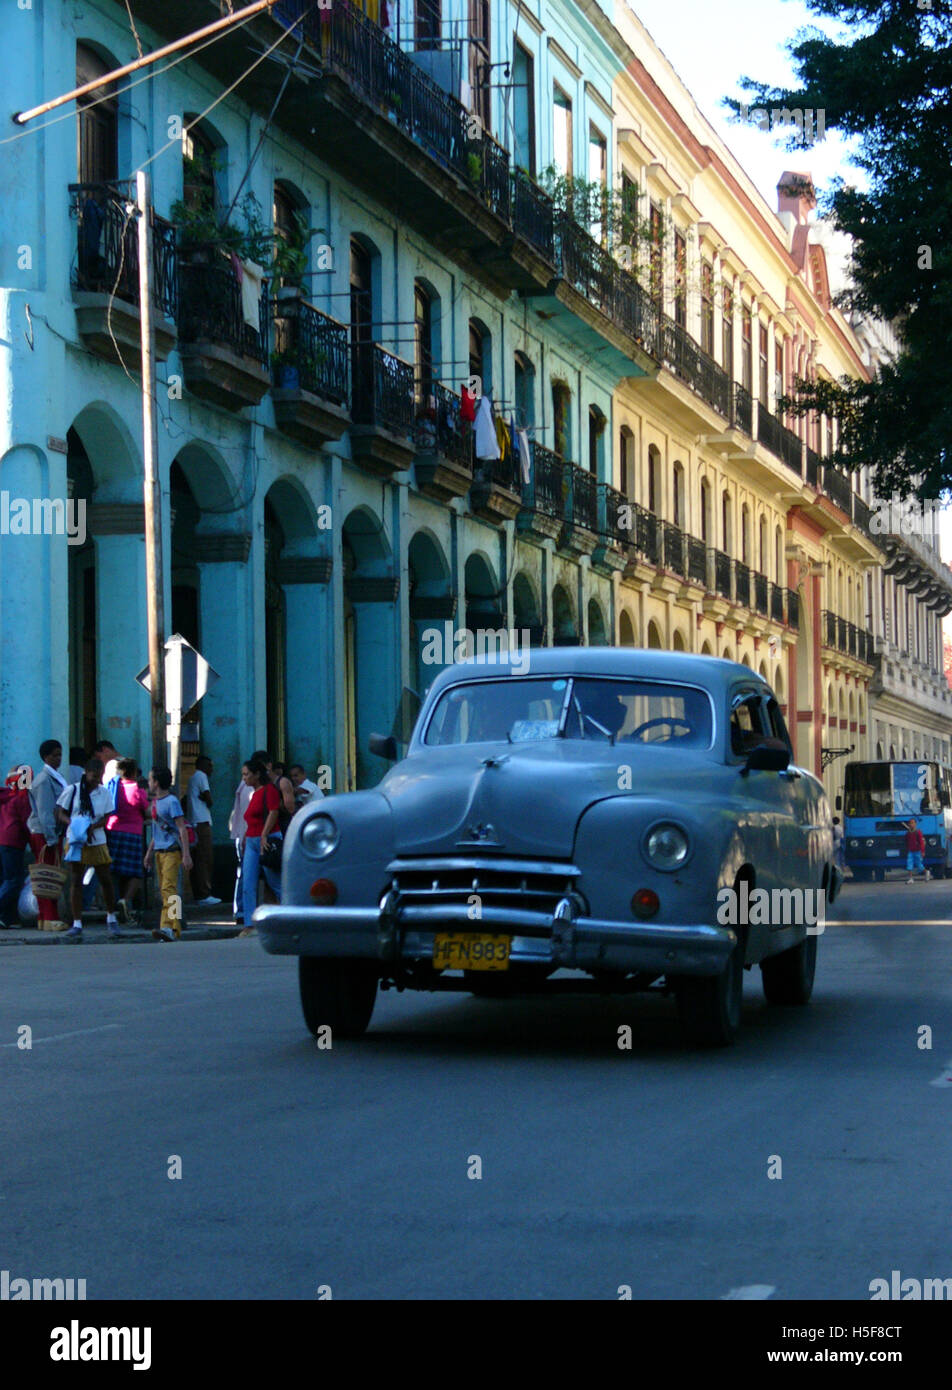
[458,821,500,846]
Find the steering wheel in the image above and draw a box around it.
[629,715,694,742]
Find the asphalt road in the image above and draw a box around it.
[2,877,950,1301]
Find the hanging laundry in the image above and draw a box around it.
[475,395,500,461]
[516,428,532,485]
[238,259,264,331]
[494,414,512,462]
[460,386,477,423]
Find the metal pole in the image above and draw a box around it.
[137,170,167,772]
[12,0,284,125]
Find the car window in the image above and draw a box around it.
[424,676,714,748]
[729,691,771,757]
[765,697,793,754]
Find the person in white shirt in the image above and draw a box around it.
[289,764,324,807]
[186,756,220,906]
[228,774,255,925]
[27,739,70,931]
[93,740,120,786]
[55,760,121,941]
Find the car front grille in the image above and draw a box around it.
[387,857,582,918]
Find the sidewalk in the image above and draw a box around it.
[0,904,244,945]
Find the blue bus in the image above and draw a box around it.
[838,760,952,880]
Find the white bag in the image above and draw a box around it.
[18,880,39,923]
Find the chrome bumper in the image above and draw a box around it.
[254,896,736,977]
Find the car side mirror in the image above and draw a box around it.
[368,733,398,762]
[741,744,790,775]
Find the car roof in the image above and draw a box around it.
[422,647,771,698]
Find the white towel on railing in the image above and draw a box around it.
[239,258,264,330]
[516,428,532,484]
[475,394,500,461]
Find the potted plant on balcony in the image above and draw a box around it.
[271,348,300,392]
[273,212,324,317]
[466,152,483,186]
[414,398,438,451]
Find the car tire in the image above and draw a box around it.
[298,958,377,1039]
[673,932,744,1048]
[761,931,817,1006]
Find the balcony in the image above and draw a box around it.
[753,571,769,617]
[592,483,632,575]
[558,463,599,556]
[177,257,270,410]
[780,424,804,477]
[787,589,800,630]
[769,581,785,624]
[821,608,874,665]
[659,318,731,419]
[518,442,565,543]
[271,300,350,449]
[731,383,753,436]
[511,169,555,263]
[852,492,874,537]
[69,182,177,363]
[662,522,687,578]
[805,447,821,489]
[734,560,752,609]
[470,442,522,526]
[822,463,853,515]
[711,548,733,600]
[350,342,415,476]
[414,383,475,502]
[686,535,708,587]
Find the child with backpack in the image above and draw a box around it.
[143,767,193,942]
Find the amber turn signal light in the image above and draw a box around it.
[310,878,338,905]
[631,888,660,919]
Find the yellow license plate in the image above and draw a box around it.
[433,933,511,972]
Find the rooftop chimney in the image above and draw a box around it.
[777,171,816,225]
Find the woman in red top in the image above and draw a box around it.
[241,758,282,930]
[106,757,151,923]
[0,768,32,927]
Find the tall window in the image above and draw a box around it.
[414,282,434,405]
[701,261,714,356]
[775,339,785,415]
[674,230,687,327]
[273,182,302,289]
[649,203,663,305]
[722,490,732,552]
[741,505,750,564]
[76,44,118,183]
[775,526,784,583]
[469,0,491,128]
[648,445,661,515]
[741,310,752,392]
[619,427,633,497]
[673,463,683,528]
[182,123,217,217]
[415,0,441,48]
[722,282,734,374]
[469,319,490,394]
[589,126,607,242]
[700,478,711,543]
[350,239,375,410]
[552,382,571,458]
[553,86,573,176]
[512,42,535,175]
[759,322,769,405]
[759,516,767,574]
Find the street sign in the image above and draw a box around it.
[136,634,220,714]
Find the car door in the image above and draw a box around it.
[729,686,787,900]
[762,694,817,894]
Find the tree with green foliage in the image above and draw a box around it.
[729,0,952,498]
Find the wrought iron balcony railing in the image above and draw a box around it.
[734,559,752,608]
[351,341,415,437]
[805,446,821,488]
[769,580,785,624]
[178,258,268,362]
[731,383,753,436]
[710,547,733,599]
[753,570,769,616]
[565,462,598,532]
[633,504,661,565]
[659,317,730,418]
[273,300,349,404]
[780,423,804,477]
[756,402,785,464]
[524,442,565,516]
[433,383,474,470]
[660,522,685,577]
[69,181,177,319]
[822,463,853,514]
[687,535,708,586]
[786,589,800,630]
[852,493,872,535]
[597,482,632,549]
[511,169,555,262]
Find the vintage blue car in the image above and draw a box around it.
[256,649,840,1046]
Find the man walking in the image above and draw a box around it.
[187,755,220,907]
[289,764,324,807]
[56,759,122,941]
[143,767,192,942]
[26,739,68,931]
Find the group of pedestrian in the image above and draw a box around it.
[2,736,324,939]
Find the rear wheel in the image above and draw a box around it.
[761,931,817,1005]
[298,958,377,1039]
[673,932,744,1048]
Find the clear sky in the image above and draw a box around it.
[628,0,860,211]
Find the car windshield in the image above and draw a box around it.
[424,677,714,748]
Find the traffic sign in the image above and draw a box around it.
[136,634,220,714]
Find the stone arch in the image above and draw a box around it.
[647,618,663,649]
[464,549,501,631]
[552,583,577,644]
[672,627,687,652]
[722,646,733,662]
[513,571,543,645]
[700,638,714,656]
[341,507,397,788]
[587,596,608,646]
[619,608,636,647]
[409,529,453,695]
[69,401,142,502]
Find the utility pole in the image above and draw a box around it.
[137,170,167,772]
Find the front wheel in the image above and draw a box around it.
[672,934,744,1048]
[761,931,817,1006]
[298,958,377,1039]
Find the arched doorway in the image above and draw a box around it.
[513,572,543,646]
[464,551,502,634]
[588,597,608,646]
[552,583,577,644]
[342,507,397,788]
[408,530,453,695]
[619,609,636,647]
[647,619,663,649]
[672,628,686,652]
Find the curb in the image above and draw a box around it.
[0,921,245,945]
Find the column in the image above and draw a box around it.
[89,504,151,766]
[280,555,335,782]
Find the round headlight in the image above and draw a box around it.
[849,839,859,848]
[928,837,938,846]
[301,813,339,859]
[865,839,875,848]
[644,822,690,871]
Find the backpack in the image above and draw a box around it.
[152,799,198,848]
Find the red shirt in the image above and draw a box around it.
[0,787,31,848]
[905,828,925,854]
[244,782,280,838]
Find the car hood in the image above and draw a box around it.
[379,741,714,858]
